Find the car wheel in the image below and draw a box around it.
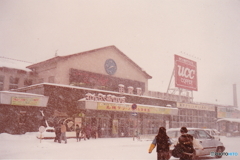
[215,147,223,158]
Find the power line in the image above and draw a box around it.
[0,56,33,64]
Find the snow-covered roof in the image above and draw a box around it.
[15,82,171,101]
[0,56,32,72]
[216,118,240,123]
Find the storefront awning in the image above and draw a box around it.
[217,118,240,123]
[78,100,178,115]
[0,91,49,107]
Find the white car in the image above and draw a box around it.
[204,129,221,141]
[37,127,77,139]
[167,128,225,159]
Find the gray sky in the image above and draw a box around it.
[1,0,240,106]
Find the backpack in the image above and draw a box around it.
[178,134,194,153]
[171,143,183,158]
[172,134,194,158]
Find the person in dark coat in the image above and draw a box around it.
[149,127,172,160]
[177,127,203,160]
[75,124,81,142]
[54,124,61,143]
[97,125,101,138]
[91,126,97,139]
[85,124,91,139]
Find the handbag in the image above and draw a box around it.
[171,143,183,158]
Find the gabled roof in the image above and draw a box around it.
[27,45,152,79]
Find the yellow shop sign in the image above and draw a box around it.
[11,97,40,106]
[97,102,174,115]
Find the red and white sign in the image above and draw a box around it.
[174,55,198,91]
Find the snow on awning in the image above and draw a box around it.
[0,91,49,107]
[216,118,240,123]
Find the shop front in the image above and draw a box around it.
[13,83,177,137]
[217,118,240,136]
[77,100,178,138]
[216,106,240,136]
[174,102,216,129]
[0,91,49,134]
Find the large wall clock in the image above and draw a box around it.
[104,59,117,75]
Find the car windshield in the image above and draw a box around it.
[187,130,197,138]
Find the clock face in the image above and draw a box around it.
[104,59,117,75]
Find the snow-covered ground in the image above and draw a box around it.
[0,132,239,160]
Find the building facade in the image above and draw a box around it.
[1,45,238,137]
[26,46,151,95]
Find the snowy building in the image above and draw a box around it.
[1,46,178,137]
[216,106,240,136]
[0,57,34,91]
[2,46,239,137]
[26,45,152,95]
[14,83,177,137]
[0,91,49,134]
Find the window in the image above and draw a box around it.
[188,130,197,138]
[9,76,19,89]
[193,110,198,116]
[173,116,179,122]
[180,109,186,115]
[19,111,27,125]
[197,130,211,139]
[38,78,44,83]
[0,75,4,91]
[48,76,55,83]
[24,79,32,86]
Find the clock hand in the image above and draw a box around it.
[109,66,115,69]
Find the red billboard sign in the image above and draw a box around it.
[175,55,198,91]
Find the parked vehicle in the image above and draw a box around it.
[37,127,77,139]
[167,128,225,159]
[36,117,79,139]
[204,128,221,141]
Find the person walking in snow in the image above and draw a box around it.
[85,124,91,140]
[54,123,61,143]
[149,127,172,160]
[91,126,97,139]
[76,124,81,142]
[175,127,203,160]
[60,122,67,144]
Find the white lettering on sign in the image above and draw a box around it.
[181,78,193,85]
[177,65,195,79]
[86,93,125,103]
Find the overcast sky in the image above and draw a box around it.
[1,0,240,106]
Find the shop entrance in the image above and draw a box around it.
[118,118,129,137]
[98,117,111,137]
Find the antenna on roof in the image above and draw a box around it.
[55,50,58,57]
